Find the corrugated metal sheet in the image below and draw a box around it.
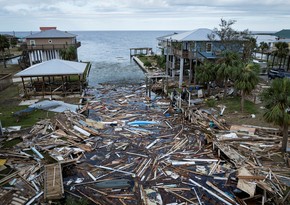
[14,59,87,77]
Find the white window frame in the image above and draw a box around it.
[30,40,36,47]
[48,39,53,44]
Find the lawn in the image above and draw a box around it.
[213,96,276,128]
[0,83,56,128]
[0,64,57,128]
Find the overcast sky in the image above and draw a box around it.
[0,0,289,32]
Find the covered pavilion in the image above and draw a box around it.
[14,59,90,97]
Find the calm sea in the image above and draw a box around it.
[73,31,176,86]
[2,30,175,85]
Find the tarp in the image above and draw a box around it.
[29,100,80,113]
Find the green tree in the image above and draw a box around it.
[275,42,289,68]
[242,36,257,62]
[235,63,260,112]
[211,19,239,42]
[196,61,216,96]
[0,35,10,68]
[259,42,269,60]
[155,55,165,69]
[272,42,289,69]
[260,78,290,152]
[60,46,77,61]
[10,37,18,47]
[216,51,242,98]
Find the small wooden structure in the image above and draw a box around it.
[44,163,64,200]
[14,59,90,97]
[130,47,152,58]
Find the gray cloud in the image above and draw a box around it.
[0,0,289,31]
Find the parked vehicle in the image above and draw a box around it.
[268,68,290,80]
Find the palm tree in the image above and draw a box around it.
[196,61,216,96]
[235,63,260,112]
[216,51,242,98]
[0,35,10,68]
[260,78,290,152]
[259,42,269,60]
[242,36,257,62]
[60,46,77,61]
[273,42,289,69]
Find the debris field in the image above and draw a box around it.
[0,84,289,205]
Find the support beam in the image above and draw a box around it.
[179,58,184,88]
[21,77,27,97]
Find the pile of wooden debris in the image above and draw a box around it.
[0,84,289,205]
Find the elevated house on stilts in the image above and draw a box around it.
[21,27,81,67]
[157,28,245,88]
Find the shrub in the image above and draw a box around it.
[144,61,152,67]
[205,98,216,107]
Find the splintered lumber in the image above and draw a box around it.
[189,178,234,205]
[0,171,20,185]
[166,189,196,204]
[214,142,246,166]
[44,163,64,200]
[95,165,136,177]
[206,181,237,204]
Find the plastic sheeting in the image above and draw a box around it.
[29,100,80,113]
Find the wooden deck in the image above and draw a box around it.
[44,163,64,200]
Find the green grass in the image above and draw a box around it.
[220,97,259,114]
[0,84,56,128]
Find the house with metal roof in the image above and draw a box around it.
[157,28,245,88]
[23,27,81,66]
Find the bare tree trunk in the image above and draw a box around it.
[279,57,283,69]
[223,79,228,99]
[281,123,289,153]
[282,57,286,69]
[207,83,211,96]
[241,90,245,112]
[272,55,275,68]
[1,51,7,68]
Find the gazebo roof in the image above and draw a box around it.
[15,59,87,77]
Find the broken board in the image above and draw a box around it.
[44,163,64,200]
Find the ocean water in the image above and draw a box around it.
[2,30,175,85]
[73,31,174,86]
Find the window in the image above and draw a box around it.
[48,39,53,44]
[206,43,212,53]
[30,40,36,47]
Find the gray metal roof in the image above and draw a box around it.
[25,29,77,39]
[15,59,87,77]
[164,28,220,42]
